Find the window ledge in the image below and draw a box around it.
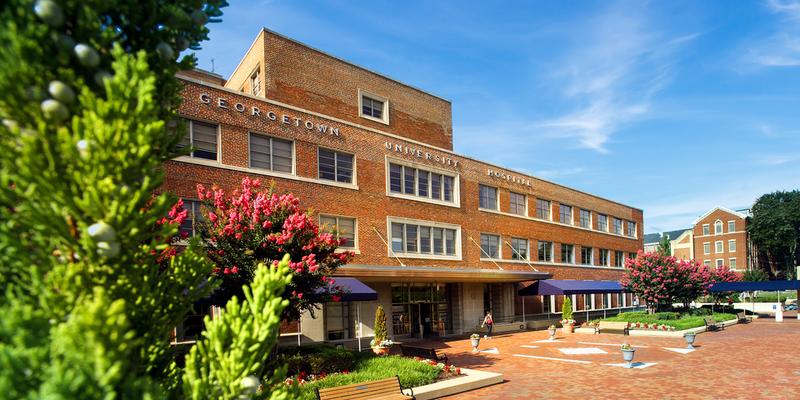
[387,192,461,208]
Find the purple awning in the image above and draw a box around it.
[518,280,626,296]
[317,277,378,301]
[709,280,800,292]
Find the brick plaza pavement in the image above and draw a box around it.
[421,317,800,399]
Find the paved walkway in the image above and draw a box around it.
[421,317,800,399]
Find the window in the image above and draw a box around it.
[318,148,354,183]
[715,241,723,253]
[729,258,737,269]
[249,133,293,173]
[561,244,574,264]
[326,301,354,341]
[702,224,710,235]
[510,238,528,260]
[703,242,710,255]
[509,192,526,216]
[480,234,501,259]
[599,249,610,266]
[597,214,608,232]
[390,220,458,257]
[703,260,711,266]
[627,221,636,238]
[179,120,218,160]
[178,199,204,238]
[614,251,624,267]
[559,205,573,225]
[612,218,622,234]
[579,209,591,228]
[359,91,388,124]
[250,69,261,96]
[728,220,736,232]
[535,199,551,220]
[319,215,356,249]
[479,185,498,210]
[728,239,736,252]
[580,246,593,265]
[538,241,553,262]
[388,162,456,203]
[714,220,723,235]
[716,259,724,268]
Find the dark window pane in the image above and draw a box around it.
[418,171,429,197]
[318,149,336,181]
[389,164,402,192]
[403,167,415,195]
[431,174,441,200]
[336,153,353,183]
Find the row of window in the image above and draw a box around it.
[702,220,736,236]
[478,184,636,238]
[388,163,455,203]
[703,258,738,269]
[703,239,737,255]
[479,233,633,267]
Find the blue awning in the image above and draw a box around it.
[518,280,626,296]
[709,280,800,292]
[316,277,378,301]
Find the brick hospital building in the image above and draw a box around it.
[167,29,644,345]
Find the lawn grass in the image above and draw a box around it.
[603,311,737,330]
[297,355,440,400]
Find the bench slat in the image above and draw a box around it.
[317,376,411,400]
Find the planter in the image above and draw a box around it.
[684,333,696,349]
[470,338,480,352]
[622,349,636,368]
[562,323,574,334]
[372,346,389,356]
[547,327,557,340]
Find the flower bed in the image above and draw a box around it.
[599,311,737,331]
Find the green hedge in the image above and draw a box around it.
[604,311,736,330]
[298,356,440,400]
[277,344,357,376]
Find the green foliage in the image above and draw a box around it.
[605,311,737,330]
[657,234,671,256]
[183,258,294,400]
[561,296,573,321]
[278,345,356,376]
[749,190,800,278]
[297,356,440,400]
[743,268,770,282]
[373,305,388,343]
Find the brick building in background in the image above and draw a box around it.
[166,29,643,346]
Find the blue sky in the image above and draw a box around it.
[192,0,800,233]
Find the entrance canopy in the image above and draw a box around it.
[317,277,377,301]
[709,280,800,292]
[518,280,626,296]
[337,264,551,283]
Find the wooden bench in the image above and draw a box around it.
[704,317,724,331]
[315,376,414,400]
[594,321,629,335]
[399,345,448,364]
[736,311,752,323]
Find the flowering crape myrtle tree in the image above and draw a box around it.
[0,1,296,399]
[197,177,354,320]
[709,265,742,305]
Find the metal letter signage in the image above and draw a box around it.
[198,93,341,138]
[487,168,532,187]
[384,141,460,168]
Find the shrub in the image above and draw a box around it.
[654,312,679,320]
[373,305,388,344]
[278,345,357,376]
[562,297,573,322]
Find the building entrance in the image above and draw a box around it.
[391,283,452,338]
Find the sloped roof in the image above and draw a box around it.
[643,233,661,244]
[692,206,748,225]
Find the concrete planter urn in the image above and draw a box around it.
[621,344,636,368]
[561,321,574,334]
[370,339,393,356]
[684,332,696,349]
[470,333,481,352]
[371,346,389,356]
[547,325,557,340]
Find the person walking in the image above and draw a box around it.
[482,311,494,339]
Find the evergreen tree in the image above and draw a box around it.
[657,234,671,256]
[372,305,388,345]
[0,1,294,398]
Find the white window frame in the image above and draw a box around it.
[580,246,594,265]
[479,233,502,260]
[716,258,724,268]
[597,214,608,232]
[612,217,623,235]
[319,214,359,252]
[318,147,356,185]
[478,184,500,211]
[538,241,554,262]
[703,242,711,255]
[599,249,610,267]
[727,220,735,233]
[358,89,389,125]
[559,204,573,225]
[728,239,736,252]
[386,216,461,260]
[714,219,723,235]
[385,157,460,208]
[182,119,220,162]
[729,258,737,269]
[702,224,710,235]
[579,209,592,229]
[249,67,261,96]
[509,191,528,216]
[627,221,637,238]
[510,237,530,261]
[248,131,296,175]
[560,243,575,264]
[715,240,723,254]
[535,199,552,221]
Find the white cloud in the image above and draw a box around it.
[752,153,800,165]
[743,0,800,68]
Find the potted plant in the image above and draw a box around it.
[470,333,481,352]
[684,332,696,349]
[371,305,390,355]
[547,324,557,340]
[621,343,636,368]
[560,297,575,333]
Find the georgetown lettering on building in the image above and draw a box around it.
[199,93,341,137]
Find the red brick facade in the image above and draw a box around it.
[692,207,750,271]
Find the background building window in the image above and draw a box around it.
[614,250,624,267]
[510,237,528,260]
[598,214,608,231]
[250,133,293,173]
[479,185,498,210]
[581,246,593,265]
[509,192,526,216]
[561,244,574,264]
[318,148,354,183]
[538,241,553,262]
[579,209,591,228]
[388,163,455,203]
[559,205,573,225]
[325,301,354,341]
[599,249,610,266]
[612,218,622,234]
[715,241,723,253]
[729,258,737,269]
[714,220,723,235]
[704,242,711,255]
[179,199,203,238]
[728,220,735,232]
[627,221,636,238]
[728,239,736,252]
[361,95,384,120]
[703,260,711,266]
[536,199,551,220]
[480,234,500,259]
[716,259,724,267]
[179,120,218,160]
[702,224,710,235]
[319,215,356,249]
[250,69,261,96]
